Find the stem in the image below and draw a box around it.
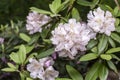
[114,0,120,10]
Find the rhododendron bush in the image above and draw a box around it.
[0,0,120,80]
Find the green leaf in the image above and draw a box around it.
[99,65,108,80]
[7,63,17,69]
[25,45,34,54]
[87,39,98,50]
[100,54,112,60]
[107,61,118,73]
[113,7,119,16]
[49,0,61,14]
[19,33,31,43]
[72,8,80,21]
[108,37,116,48]
[111,54,120,61]
[91,47,97,53]
[85,62,101,80]
[28,34,40,45]
[106,47,120,54]
[98,35,108,54]
[111,33,120,43]
[30,7,51,15]
[56,78,72,80]
[66,65,83,80]
[20,72,25,80]
[37,48,54,58]
[10,52,21,64]
[80,53,98,61]
[77,0,93,7]
[18,45,26,64]
[2,68,16,72]
[91,0,99,9]
[115,26,120,33]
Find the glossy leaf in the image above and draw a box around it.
[87,39,98,50]
[106,47,120,54]
[66,65,83,80]
[85,62,100,80]
[19,33,31,43]
[99,64,108,80]
[100,54,112,60]
[37,48,54,58]
[98,35,108,54]
[111,33,120,43]
[80,53,98,61]
[108,37,116,48]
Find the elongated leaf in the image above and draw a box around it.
[77,0,93,7]
[80,53,98,61]
[111,54,120,61]
[72,8,80,21]
[18,45,26,64]
[100,54,112,60]
[26,78,33,80]
[30,7,51,15]
[26,45,34,54]
[37,48,54,58]
[85,62,100,80]
[98,35,108,54]
[111,33,120,43]
[108,37,116,48]
[66,65,83,80]
[2,68,16,72]
[49,0,61,13]
[99,65,108,80]
[87,39,98,50]
[106,47,120,54]
[19,33,31,43]
[91,47,97,53]
[107,61,118,73]
[10,52,21,64]
[7,63,17,69]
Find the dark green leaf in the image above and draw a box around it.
[77,0,93,7]
[37,48,54,58]
[108,37,116,48]
[111,33,120,43]
[56,78,72,80]
[98,35,108,54]
[107,61,118,73]
[66,65,83,80]
[85,62,101,80]
[99,64,108,80]
[87,39,98,50]
[111,54,120,61]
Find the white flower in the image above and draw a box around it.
[87,7,115,36]
[42,66,59,80]
[39,57,54,68]
[27,58,44,79]
[27,57,58,80]
[51,19,93,59]
[26,11,51,34]
[0,37,4,44]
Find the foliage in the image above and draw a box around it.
[0,0,120,80]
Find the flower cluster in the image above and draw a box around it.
[27,57,59,80]
[51,19,95,59]
[87,7,115,36]
[26,11,51,34]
